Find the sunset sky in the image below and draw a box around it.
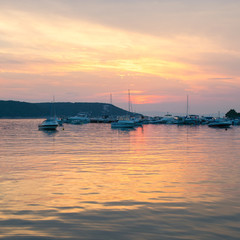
[1,0,240,115]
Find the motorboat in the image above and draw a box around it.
[67,113,90,124]
[148,116,162,124]
[208,119,232,128]
[200,116,215,125]
[38,97,60,130]
[173,116,185,124]
[38,118,58,130]
[158,114,175,124]
[111,116,135,128]
[183,115,200,125]
[111,120,135,128]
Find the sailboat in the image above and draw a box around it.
[38,98,58,130]
[183,95,200,125]
[111,116,135,128]
[111,90,135,128]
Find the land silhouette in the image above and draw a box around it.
[0,100,139,118]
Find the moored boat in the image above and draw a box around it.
[66,113,90,124]
[111,116,135,128]
[38,118,58,130]
[183,115,200,125]
[158,114,175,124]
[38,98,59,130]
[111,120,135,128]
[208,119,232,128]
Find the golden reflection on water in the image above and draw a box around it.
[0,120,240,239]
[1,121,239,214]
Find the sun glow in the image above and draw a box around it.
[131,95,167,104]
[1,5,239,110]
[0,10,217,78]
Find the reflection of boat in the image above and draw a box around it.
[38,118,58,130]
[208,119,232,128]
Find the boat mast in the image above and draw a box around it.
[186,95,189,117]
[51,96,56,119]
[110,93,112,105]
[128,89,131,112]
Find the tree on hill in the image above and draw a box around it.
[225,109,240,119]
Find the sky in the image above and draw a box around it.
[1,0,240,115]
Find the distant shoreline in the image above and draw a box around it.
[0,100,140,118]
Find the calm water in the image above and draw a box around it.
[0,119,240,240]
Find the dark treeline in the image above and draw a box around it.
[0,100,136,118]
[225,109,240,119]
[1,100,238,119]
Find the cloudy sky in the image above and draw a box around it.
[1,0,240,115]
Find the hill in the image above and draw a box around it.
[0,100,140,118]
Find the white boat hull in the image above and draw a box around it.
[208,121,231,128]
[39,119,58,130]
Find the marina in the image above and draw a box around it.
[60,114,237,129]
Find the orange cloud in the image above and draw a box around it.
[131,95,167,104]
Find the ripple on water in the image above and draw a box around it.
[0,120,240,239]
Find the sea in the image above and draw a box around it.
[0,119,240,240]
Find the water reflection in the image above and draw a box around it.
[0,199,239,240]
[0,120,240,239]
[40,129,59,136]
[111,127,137,133]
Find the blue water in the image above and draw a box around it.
[0,119,240,239]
